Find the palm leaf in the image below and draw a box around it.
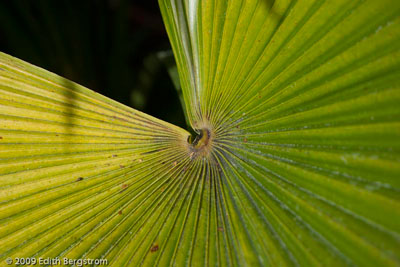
[1,0,400,266]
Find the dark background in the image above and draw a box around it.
[0,0,186,128]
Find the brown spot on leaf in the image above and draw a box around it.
[119,184,129,193]
[0,136,2,139]
[150,244,159,252]
[112,154,118,157]
[76,177,84,182]
[120,165,125,168]
[118,210,123,215]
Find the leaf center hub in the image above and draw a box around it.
[188,128,213,157]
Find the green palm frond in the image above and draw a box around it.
[1,0,400,266]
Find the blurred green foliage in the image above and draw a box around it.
[0,0,186,127]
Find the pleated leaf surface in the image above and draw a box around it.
[1,0,400,266]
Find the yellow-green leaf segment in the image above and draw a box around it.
[1,0,400,266]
